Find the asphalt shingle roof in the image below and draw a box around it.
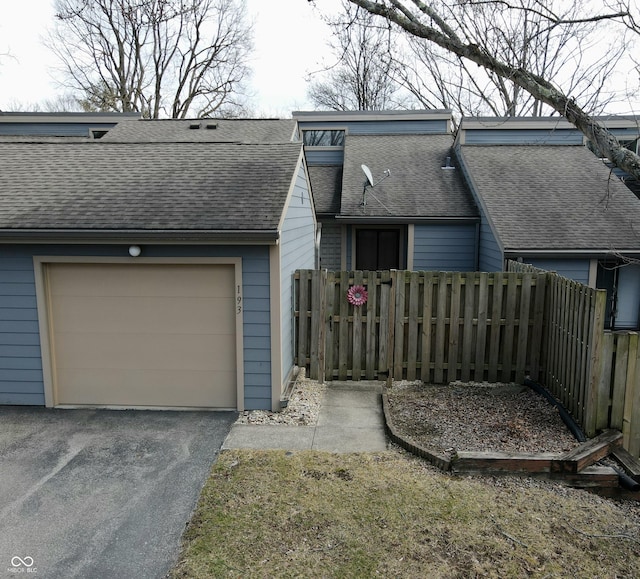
[0,142,302,232]
[459,144,640,251]
[101,118,297,143]
[340,134,478,218]
[307,165,342,215]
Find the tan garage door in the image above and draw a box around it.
[47,262,237,409]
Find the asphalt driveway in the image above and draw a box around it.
[0,407,237,578]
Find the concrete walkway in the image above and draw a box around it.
[222,381,388,453]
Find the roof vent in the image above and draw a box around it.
[206,123,217,130]
[441,156,455,170]
[189,123,201,130]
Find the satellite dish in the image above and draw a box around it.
[361,164,374,187]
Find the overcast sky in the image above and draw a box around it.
[0,0,342,116]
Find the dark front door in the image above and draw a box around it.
[355,229,400,270]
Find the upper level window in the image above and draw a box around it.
[303,130,345,147]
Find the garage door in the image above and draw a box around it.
[46,263,237,409]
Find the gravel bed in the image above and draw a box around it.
[235,370,325,426]
[386,380,582,456]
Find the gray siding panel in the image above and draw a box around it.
[413,224,477,271]
[465,129,583,145]
[347,120,448,135]
[0,244,273,410]
[319,221,342,270]
[299,119,448,135]
[0,122,116,137]
[304,149,344,165]
[280,164,316,388]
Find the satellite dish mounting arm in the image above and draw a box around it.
[361,164,391,207]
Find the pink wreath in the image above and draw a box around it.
[347,285,368,307]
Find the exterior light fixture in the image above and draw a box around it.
[128,245,142,257]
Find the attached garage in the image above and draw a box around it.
[0,128,317,411]
[36,259,242,410]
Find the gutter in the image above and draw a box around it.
[0,229,281,245]
[334,216,479,225]
[506,249,640,258]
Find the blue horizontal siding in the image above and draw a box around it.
[617,264,640,329]
[0,333,40,346]
[0,252,43,404]
[413,224,477,271]
[2,369,43,381]
[523,258,590,285]
[0,308,38,321]
[478,217,503,272]
[0,392,45,405]
[0,244,273,409]
[280,164,316,382]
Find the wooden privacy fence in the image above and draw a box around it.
[295,269,546,385]
[509,260,640,453]
[294,266,640,456]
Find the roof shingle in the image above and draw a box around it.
[0,142,302,232]
[101,118,297,143]
[341,134,478,219]
[459,144,640,251]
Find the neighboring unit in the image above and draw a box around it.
[455,116,640,330]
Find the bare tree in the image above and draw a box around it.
[394,0,625,119]
[307,1,413,110]
[2,94,86,113]
[47,0,253,119]
[329,0,640,181]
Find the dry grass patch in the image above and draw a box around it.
[171,450,639,578]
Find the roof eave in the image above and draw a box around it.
[334,215,479,224]
[505,248,640,257]
[0,229,281,245]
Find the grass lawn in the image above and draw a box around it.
[171,449,639,578]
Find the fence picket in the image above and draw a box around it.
[434,273,448,383]
[394,271,407,380]
[447,273,462,383]
[296,270,309,373]
[488,272,503,382]
[378,270,392,378]
[501,273,517,382]
[461,273,476,382]
[420,272,435,383]
[352,270,364,380]
[474,272,489,382]
[407,272,420,382]
[515,273,531,383]
[626,336,640,456]
[338,270,350,380]
[365,271,378,380]
[610,332,630,430]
